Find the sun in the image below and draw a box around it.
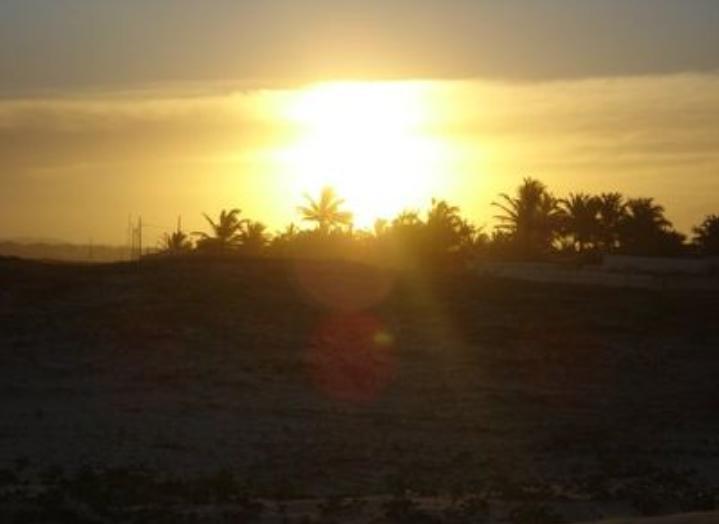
[274,81,449,228]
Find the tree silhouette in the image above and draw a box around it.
[493,177,564,259]
[276,223,300,242]
[240,220,270,253]
[298,187,353,233]
[392,210,423,228]
[160,230,193,254]
[617,198,685,256]
[427,199,462,231]
[370,200,484,269]
[426,199,480,263]
[269,223,302,257]
[560,193,601,253]
[377,209,425,267]
[194,208,245,251]
[692,214,719,256]
[183,180,697,265]
[426,199,461,248]
[596,192,626,253]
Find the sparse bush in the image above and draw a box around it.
[382,494,439,523]
[317,496,366,522]
[508,502,564,524]
[442,494,490,523]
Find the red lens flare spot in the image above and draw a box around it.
[306,313,396,405]
[292,260,395,312]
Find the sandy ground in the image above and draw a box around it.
[585,511,719,523]
[1,256,718,522]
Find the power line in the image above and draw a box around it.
[127,215,184,259]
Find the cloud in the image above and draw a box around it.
[427,74,719,175]
[2,1,719,94]
[0,73,717,241]
[0,89,301,178]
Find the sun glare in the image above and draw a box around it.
[274,82,449,227]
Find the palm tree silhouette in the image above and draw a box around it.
[493,177,564,258]
[427,199,461,228]
[596,192,626,252]
[240,220,270,253]
[269,223,302,256]
[297,187,353,233]
[622,198,670,229]
[426,199,466,253]
[392,210,423,228]
[692,214,719,255]
[560,193,601,253]
[618,198,684,255]
[160,230,193,254]
[194,208,245,250]
[277,223,300,241]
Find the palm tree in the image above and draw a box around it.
[270,223,302,256]
[297,187,353,233]
[427,199,461,228]
[692,214,719,256]
[240,220,270,253]
[160,230,193,254]
[492,177,564,259]
[618,198,684,256]
[596,192,626,253]
[426,199,467,253]
[371,210,423,268]
[560,193,601,253]
[392,210,423,228]
[194,208,245,250]
[276,223,300,242]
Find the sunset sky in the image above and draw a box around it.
[1,1,718,244]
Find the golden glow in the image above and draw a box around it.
[274,81,450,227]
[5,76,718,244]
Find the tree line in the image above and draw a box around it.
[158,178,719,267]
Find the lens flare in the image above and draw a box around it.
[292,259,395,312]
[306,313,396,405]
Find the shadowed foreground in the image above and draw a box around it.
[1,256,718,522]
[586,512,719,524]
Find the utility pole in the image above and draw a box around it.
[127,214,134,260]
[138,216,143,258]
[127,215,145,260]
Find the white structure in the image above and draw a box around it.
[602,255,718,276]
[473,258,719,290]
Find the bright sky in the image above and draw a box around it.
[1,1,718,243]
